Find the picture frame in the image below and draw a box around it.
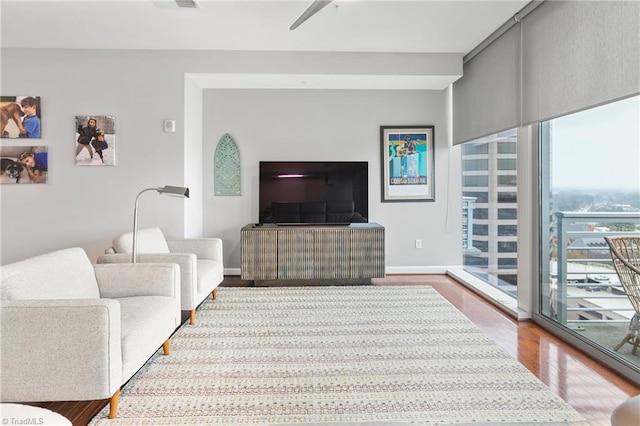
[380,125,435,202]
[0,145,48,184]
[1,96,42,139]
[75,115,116,166]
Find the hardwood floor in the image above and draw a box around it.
[24,275,640,425]
[376,275,640,423]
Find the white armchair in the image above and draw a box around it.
[0,247,181,419]
[97,227,224,325]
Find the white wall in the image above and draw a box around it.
[0,48,462,271]
[184,75,204,238]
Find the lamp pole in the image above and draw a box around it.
[132,188,159,263]
[131,185,190,263]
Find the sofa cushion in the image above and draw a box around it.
[112,227,170,254]
[0,247,100,300]
[196,259,223,295]
[117,295,178,382]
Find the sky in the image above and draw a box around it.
[550,95,640,191]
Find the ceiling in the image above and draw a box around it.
[1,1,530,90]
[1,0,529,54]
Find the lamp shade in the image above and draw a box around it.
[158,186,190,198]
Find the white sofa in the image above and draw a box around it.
[0,247,181,419]
[98,227,224,325]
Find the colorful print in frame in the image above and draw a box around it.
[380,125,435,202]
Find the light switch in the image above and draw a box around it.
[163,120,176,133]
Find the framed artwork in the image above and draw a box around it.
[380,125,435,202]
[214,133,241,196]
[75,115,116,166]
[0,146,48,184]
[0,96,42,139]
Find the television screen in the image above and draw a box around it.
[259,161,369,224]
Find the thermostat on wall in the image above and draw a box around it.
[163,120,176,133]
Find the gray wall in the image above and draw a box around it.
[0,48,462,271]
[1,49,188,264]
[203,89,461,271]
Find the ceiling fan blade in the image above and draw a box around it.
[289,0,333,31]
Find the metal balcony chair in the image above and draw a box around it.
[605,236,640,354]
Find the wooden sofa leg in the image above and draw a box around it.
[108,389,120,419]
[212,288,217,300]
[163,339,170,355]
[190,309,196,325]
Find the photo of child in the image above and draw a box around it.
[0,146,48,184]
[75,115,116,166]
[0,96,42,139]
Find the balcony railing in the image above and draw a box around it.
[551,212,640,326]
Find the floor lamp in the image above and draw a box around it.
[132,185,190,263]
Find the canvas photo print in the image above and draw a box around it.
[1,96,42,139]
[0,146,48,184]
[75,115,115,166]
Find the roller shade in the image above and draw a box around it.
[522,1,640,125]
[453,24,520,145]
[453,0,640,144]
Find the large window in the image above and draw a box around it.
[498,241,517,253]
[461,130,518,297]
[463,175,489,187]
[465,191,488,203]
[473,208,489,220]
[539,95,640,370]
[497,158,516,170]
[463,159,489,171]
[498,208,517,220]
[498,175,517,186]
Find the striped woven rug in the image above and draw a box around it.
[90,286,583,425]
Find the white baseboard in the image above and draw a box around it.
[228,266,458,277]
[225,268,241,276]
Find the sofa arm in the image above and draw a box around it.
[166,238,223,262]
[94,263,180,300]
[0,299,122,402]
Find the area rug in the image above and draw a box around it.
[90,286,584,425]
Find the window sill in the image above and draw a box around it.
[446,268,519,319]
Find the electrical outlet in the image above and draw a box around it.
[415,239,422,249]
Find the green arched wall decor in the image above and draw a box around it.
[214,133,241,196]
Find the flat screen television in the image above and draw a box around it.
[259,161,369,224]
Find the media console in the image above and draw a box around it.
[241,223,385,283]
